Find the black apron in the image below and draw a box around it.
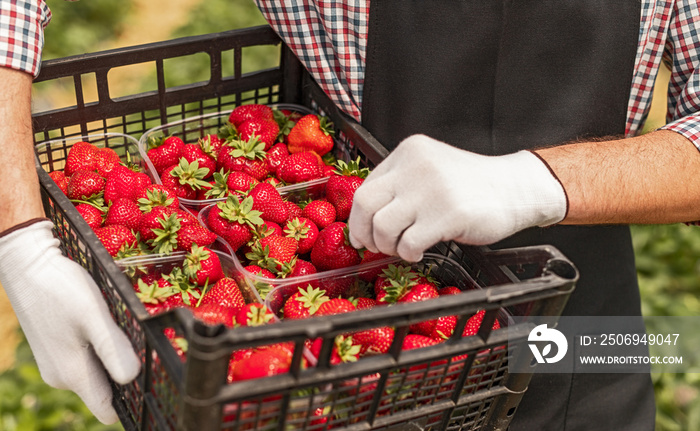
[361,1,655,430]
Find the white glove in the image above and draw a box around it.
[348,135,568,262]
[0,219,140,424]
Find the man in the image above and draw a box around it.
[254,1,700,429]
[0,0,139,425]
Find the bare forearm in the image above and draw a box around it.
[536,130,700,225]
[0,69,44,232]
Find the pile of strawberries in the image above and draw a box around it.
[47,140,218,259]
[144,104,338,204]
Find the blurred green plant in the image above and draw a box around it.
[43,0,132,60]
[0,333,122,431]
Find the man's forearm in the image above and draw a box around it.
[536,130,700,225]
[0,68,45,232]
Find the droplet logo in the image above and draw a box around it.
[528,324,568,364]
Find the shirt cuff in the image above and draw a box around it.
[0,0,51,78]
[660,114,700,150]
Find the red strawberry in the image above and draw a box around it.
[235,302,276,327]
[284,217,318,255]
[206,195,263,251]
[67,170,105,201]
[352,297,377,310]
[248,182,289,225]
[199,277,246,310]
[65,141,99,176]
[325,158,370,221]
[48,171,69,195]
[226,170,260,195]
[314,297,356,316]
[288,258,317,278]
[283,200,303,220]
[104,164,152,204]
[190,303,237,327]
[105,197,141,230]
[181,143,217,179]
[352,326,394,356]
[199,134,224,159]
[183,245,224,286]
[94,147,122,177]
[137,206,175,242]
[135,277,177,315]
[358,250,392,282]
[402,334,441,351]
[237,118,280,150]
[247,235,298,273]
[176,223,217,252]
[94,224,138,257]
[228,104,274,128]
[310,222,361,271]
[75,203,105,230]
[301,199,336,229]
[309,335,360,365]
[438,286,462,296]
[287,114,335,157]
[229,344,291,382]
[463,310,501,337]
[429,315,459,340]
[147,136,185,175]
[282,285,329,320]
[276,151,323,184]
[217,137,270,181]
[160,159,212,200]
[265,142,289,173]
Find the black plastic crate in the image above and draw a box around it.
[31,26,578,431]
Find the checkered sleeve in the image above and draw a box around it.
[254,1,369,121]
[659,0,700,148]
[0,0,51,77]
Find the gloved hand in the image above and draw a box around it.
[347,135,568,261]
[0,219,141,424]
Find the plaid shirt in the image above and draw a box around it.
[256,0,700,148]
[0,0,50,77]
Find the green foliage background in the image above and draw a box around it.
[2,1,699,430]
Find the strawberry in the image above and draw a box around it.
[276,151,323,184]
[235,302,276,327]
[137,206,174,242]
[48,171,69,195]
[283,217,318,255]
[147,135,185,175]
[160,159,212,199]
[94,147,122,177]
[229,344,291,382]
[309,335,361,365]
[314,297,356,316]
[282,285,329,320]
[287,114,335,157]
[438,286,462,296]
[176,223,217,252]
[206,195,263,251]
[94,224,138,257]
[301,199,336,229]
[325,158,370,221]
[429,315,459,340]
[136,184,179,211]
[237,118,280,150]
[104,164,152,204]
[164,327,188,362]
[402,334,441,351]
[395,283,440,336]
[283,200,303,220]
[265,142,289,173]
[67,170,105,201]
[75,203,105,230]
[242,265,277,301]
[135,277,178,315]
[198,277,245,310]
[463,310,501,337]
[310,222,361,271]
[288,258,317,278]
[160,267,203,307]
[226,170,259,195]
[352,326,394,356]
[181,143,217,179]
[228,104,274,128]
[105,197,141,230]
[199,134,224,159]
[248,182,289,225]
[246,235,298,273]
[217,137,270,181]
[358,249,392,282]
[64,141,99,176]
[190,303,237,327]
[352,297,377,310]
[183,245,224,286]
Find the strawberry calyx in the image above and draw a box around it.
[294,285,330,316]
[283,218,311,241]
[378,264,419,304]
[169,159,212,190]
[216,195,264,229]
[318,116,336,138]
[137,189,175,212]
[225,136,267,161]
[150,213,182,255]
[135,278,176,304]
[333,157,370,179]
[162,267,201,306]
[333,335,361,363]
[204,170,230,199]
[183,244,210,282]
